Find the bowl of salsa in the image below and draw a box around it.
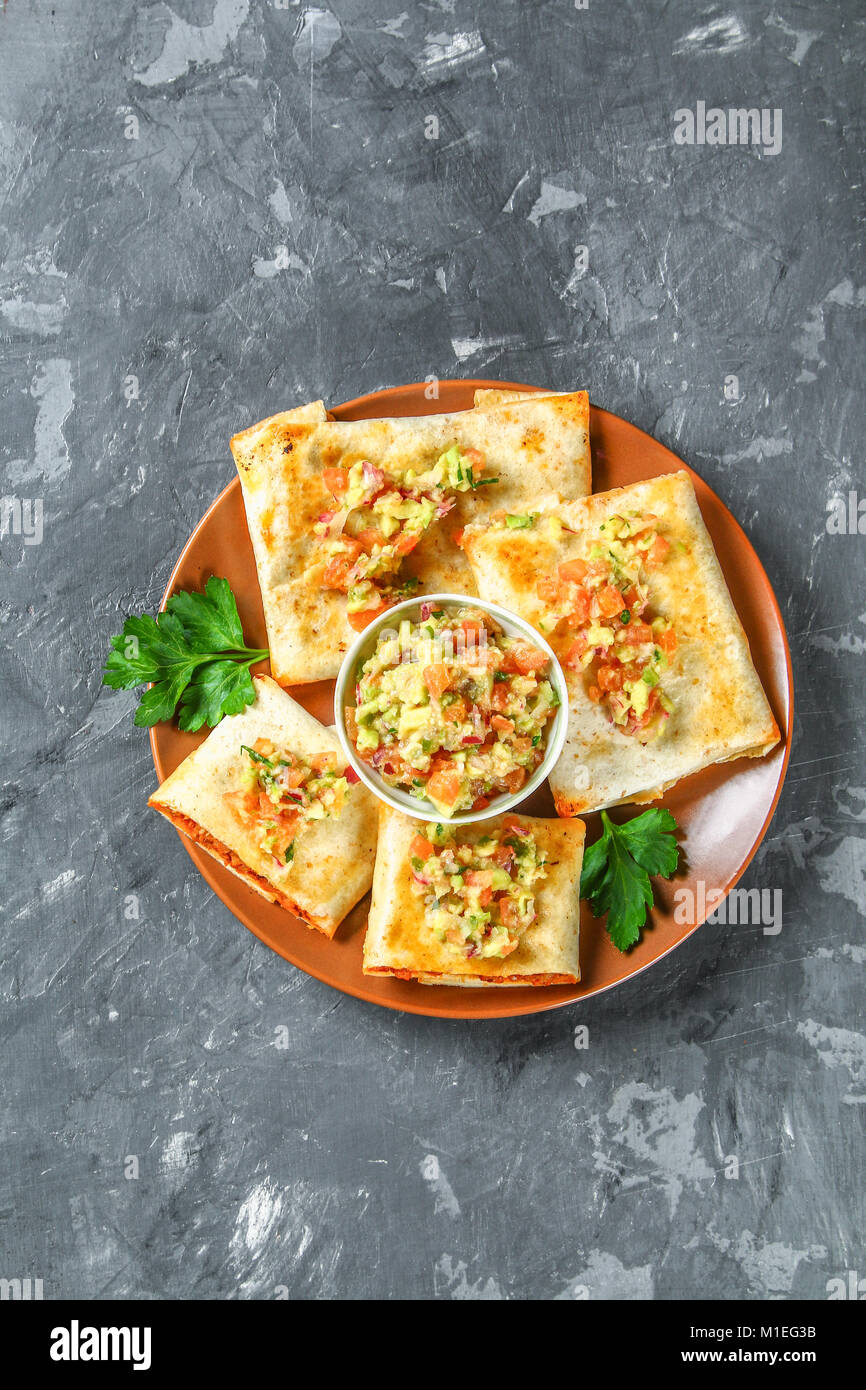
[334,594,569,823]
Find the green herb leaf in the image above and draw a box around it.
[178,660,258,732]
[241,744,273,767]
[579,809,681,952]
[103,578,269,729]
[165,576,247,652]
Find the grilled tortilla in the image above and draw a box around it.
[231,391,590,685]
[148,675,377,937]
[461,470,780,814]
[363,805,584,986]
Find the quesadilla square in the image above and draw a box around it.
[149,675,377,937]
[460,470,780,815]
[230,391,590,685]
[363,805,584,986]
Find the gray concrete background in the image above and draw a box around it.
[1,0,863,1300]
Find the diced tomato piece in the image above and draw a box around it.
[597,665,623,693]
[491,714,515,733]
[423,663,451,699]
[503,767,526,793]
[499,898,521,931]
[597,584,625,619]
[569,587,592,624]
[394,529,420,556]
[657,628,678,654]
[465,869,494,888]
[321,539,364,590]
[453,528,465,548]
[645,534,670,568]
[322,467,349,495]
[465,870,493,904]
[345,766,360,784]
[355,527,384,551]
[536,575,561,606]
[223,788,258,818]
[558,557,589,584]
[462,447,486,476]
[426,766,462,809]
[502,816,528,836]
[348,601,388,631]
[511,737,532,756]
[442,698,468,725]
[622,585,644,615]
[563,636,588,669]
[492,844,515,868]
[587,684,602,703]
[507,644,548,676]
[410,834,432,860]
[491,680,513,711]
[627,622,655,645]
[470,794,491,814]
[272,818,299,862]
[460,617,484,638]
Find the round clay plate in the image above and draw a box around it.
[150,380,793,1019]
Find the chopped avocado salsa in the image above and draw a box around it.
[223,738,352,868]
[315,446,491,632]
[348,604,558,816]
[535,511,678,742]
[408,820,548,959]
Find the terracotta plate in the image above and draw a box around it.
[150,380,793,1019]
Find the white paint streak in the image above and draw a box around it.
[419,1154,461,1218]
[673,15,748,54]
[434,1254,504,1300]
[811,610,866,657]
[815,836,866,915]
[764,11,819,65]
[421,30,485,71]
[556,1250,653,1300]
[798,1019,866,1100]
[528,182,585,226]
[134,0,251,87]
[162,1131,195,1171]
[268,180,293,225]
[721,436,793,463]
[600,1082,714,1215]
[293,8,342,66]
[709,1227,827,1297]
[0,246,67,335]
[43,869,77,900]
[450,333,518,361]
[13,358,74,487]
[231,1179,283,1259]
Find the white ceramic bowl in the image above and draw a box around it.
[333,593,569,825]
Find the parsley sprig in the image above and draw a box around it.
[580,808,681,951]
[103,576,268,731]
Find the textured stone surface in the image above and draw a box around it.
[1,0,863,1300]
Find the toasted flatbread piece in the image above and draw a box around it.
[461,470,780,814]
[473,388,566,408]
[231,392,590,684]
[148,675,377,937]
[363,805,584,986]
